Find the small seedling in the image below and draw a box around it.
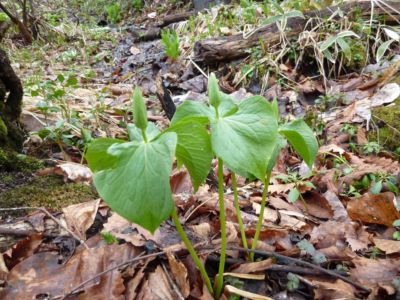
[161,29,180,60]
[105,3,122,24]
[362,142,380,155]
[101,232,119,244]
[287,273,300,291]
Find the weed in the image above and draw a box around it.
[362,141,380,155]
[161,29,180,60]
[105,3,122,24]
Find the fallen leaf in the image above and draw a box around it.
[225,285,273,300]
[136,265,175,300]
[323,190,349,222]
[311,279,355,300]
[297,191,333,219]
[1,244,140,299]
[373,238,400,254]
[230,258,273,274]
[166,252,190,298]
[347,192,400,227]
[3,233,43,269]
[54,162,92,184]
[370,83,400,107]
[62,199,100,241]
[351,257,400,287]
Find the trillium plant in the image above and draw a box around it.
[86,75,318,299]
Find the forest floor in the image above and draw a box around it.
[1,0,400,299]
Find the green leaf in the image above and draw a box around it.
[393,219,400,227]
[337,37,352,61]
[377,39,395,63]
[167,118,212,191]
[171,101,212,125]
[86,138,124,172]
[287,273,300,291]
[266,135,287,173]
[288,188,300,203]
[393,231,400,240]
[371,180,383,195]
[313,252,327,264]
[128,123,160,142]
[297,239,316,254]
[132,87,148,131]
[211,96,278,179]
[279,119,318,168]
[92,133,177,233]
[208,73,222,109]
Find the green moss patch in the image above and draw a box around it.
[369,100,400,151]
[0,149,43,173]
[0,175,97,214]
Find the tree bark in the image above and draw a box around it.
[0,48,25,150]
[193,0,400,63]
[0,1,32,44]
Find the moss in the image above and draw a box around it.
[0,116,7,141]
[0,175,97,214]
[368,99,400,151]
[0,149,44,173]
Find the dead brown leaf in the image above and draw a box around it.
[166,253,190,298]
[54,162,92,184]
[62,199,100,241]
[323,190,349,222]
[230,258,274,274]
[373,238,400,254]
[311,279,355,300]
[136,265,176,300]
[1,244,140,299]
[347,192,400,227]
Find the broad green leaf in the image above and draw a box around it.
[128,123,160,142]
[86,138,124,172]
[319,35,337,52]
[218,92,238,117]
[377,39,395,63]
[393,219,400,227]
[93,133,177,233]
[371,180,383,195]
[171,100,212,125]
[279,119,318,168]
[288,188,300,203]
[132,87,148,131]
[208,73,222,109]
[386,180,399,195]
[271,98,279,121]
[211,96,278,179]
[167,118,212,191]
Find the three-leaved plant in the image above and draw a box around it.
[86,74,318,299]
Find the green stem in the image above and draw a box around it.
[215,158,227,299]
[250,171,272,261]
[171,206,214,294]
[231,173,248,250]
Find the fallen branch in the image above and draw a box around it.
[193,0,400,63]
[0,207,89,249]
[229,246,371,293]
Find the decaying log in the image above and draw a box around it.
[193,1,400,63]
[159,11,194,27]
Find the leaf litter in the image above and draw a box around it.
[2,0,400,299]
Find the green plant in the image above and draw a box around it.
[274,172,315,205]
[105,3,121,24]
[132,0,142,10]
[393,220,400,240]
[315,93,347,111]
[362,141,381,155]
[161,29,180,60]
[340,123,357,137]
[287,273,300,291]
[297,239,327,264]
[86,74,317,298]
[101,232,119,244]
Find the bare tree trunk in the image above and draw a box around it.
[0,1,32,44]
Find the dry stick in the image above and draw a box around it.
[229,246,371,293]
[0,207,89,249]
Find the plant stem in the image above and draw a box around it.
[250,171,272,261]
[231,173,248,250]
[215,158,227,299]
[171,206,213,294]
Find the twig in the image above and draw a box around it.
[0,207,89,249]
[229,246,371,293]
[57,250,157,299]
[0,227,58,238]
[161,262,185,300]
